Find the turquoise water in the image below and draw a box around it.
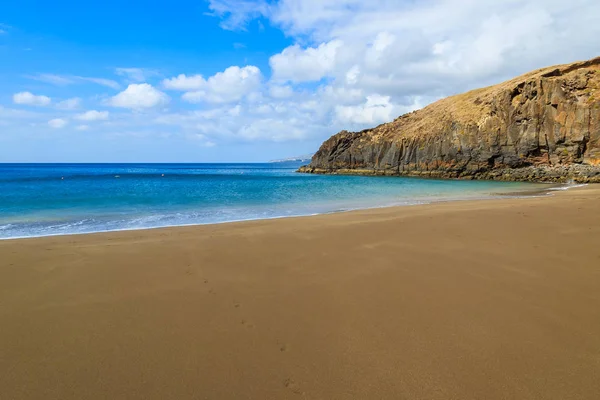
[0,163,553,239]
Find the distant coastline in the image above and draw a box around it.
[269,154,313,163]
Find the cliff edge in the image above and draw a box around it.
[299,57,600,182]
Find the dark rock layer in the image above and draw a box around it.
[299,57,600,183]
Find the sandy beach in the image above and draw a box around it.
[1,186,600,399]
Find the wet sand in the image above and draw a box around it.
[1,186,600,399]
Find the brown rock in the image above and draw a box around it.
[299,57,600,182]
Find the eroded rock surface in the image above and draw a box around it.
[299,57,600,182]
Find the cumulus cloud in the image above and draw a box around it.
[75,110,109,121]
[109,84,170,109]
[13,92,51,107]
[335,94,396,125]
[7,0,600,150]
[269,85,294,99]
[154,90,339,142]
[163,74,205,91]
[75,125,90,131]
[212,0,600,97]
[48,118,68,128]
[345,65,360,85]
[164,66,262,104]
[188,0,600,147]
[270,40,342,82]
[56,97,82,110]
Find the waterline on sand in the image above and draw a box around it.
[0,163,560,239]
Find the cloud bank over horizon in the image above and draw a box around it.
[1,0,599,162]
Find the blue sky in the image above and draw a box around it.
[1,0,599,162]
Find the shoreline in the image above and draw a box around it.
[0,181,565,241]
[297,164,600,183]
[2,184,600,399]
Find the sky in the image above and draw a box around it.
[1,0,599,163]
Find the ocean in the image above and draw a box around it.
[0,163,555,239]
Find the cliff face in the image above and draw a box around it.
[300,57,600,182]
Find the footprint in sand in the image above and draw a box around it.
[283,378,303,395]
[240,320,255,328]
[279,344,288,352]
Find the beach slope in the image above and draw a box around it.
[1,187,600,399]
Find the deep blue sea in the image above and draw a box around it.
[0,163,555,239]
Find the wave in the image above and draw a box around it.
[0,172,300,184]
[0,164,555,240]
[0,190,554,240]
[548,183,588,191]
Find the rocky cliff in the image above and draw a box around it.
[299,57,600,182]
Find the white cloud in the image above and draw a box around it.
[269,85,294,99]
[75,110,109,121]
[365,32,396,68]
[345,65,360,85]
[165,66,262,104]
[163,74,205,91]
[115,67,156,82]
[26,74,120,89]
[335,94,396,125]
[75,125,90,131]
[0,105,41,120]
[156,108,295,142]
[27,74,74,85]
[76,76,121,90]
[109,84,170,109]
[213,0,600,96]
[206,0,270,30]
[56,97,82,110]
[6,0,600,154]
[13,92,52,107]
[154,87,343,143]
[195,0,600,149]
[48,118,68,129]
[270,40,342,82]
[228,104,242,116]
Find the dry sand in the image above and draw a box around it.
[1,186,600,399]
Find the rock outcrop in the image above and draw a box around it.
[299,57,600,182]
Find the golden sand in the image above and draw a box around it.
[1,186,600,399]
